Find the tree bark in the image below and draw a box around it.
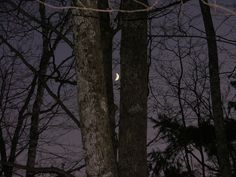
[119,1,148,177]
[72,1,118,177]
[199,1,232,177]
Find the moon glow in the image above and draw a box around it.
[115,73,120,81]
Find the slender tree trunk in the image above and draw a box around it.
[72,1,118,177]
[0,127,10,177]
[26,2,50,177]
[199,1,232,177]
[6,76,37,177]
[176,47,192,173]
[119,1,148,177]
[98,0,117,158]
[0,71,10,177]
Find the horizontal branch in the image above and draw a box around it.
[35,0,236,16]
[148,34,236,46]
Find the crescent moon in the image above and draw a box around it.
[115,73,120,81]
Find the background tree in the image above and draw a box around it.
[0,1,83,176]
[199,0,232,176]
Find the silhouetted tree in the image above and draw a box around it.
[119,0,148,177]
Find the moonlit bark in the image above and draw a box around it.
[73,1,118,177]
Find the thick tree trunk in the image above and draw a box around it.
[26,2,50,177]
[199,1,232,177]
[98,0,117,158]
[119,1,148,177]
[72,1,118,177]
